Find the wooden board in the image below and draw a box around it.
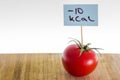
[0,54,120,80]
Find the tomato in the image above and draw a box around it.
[62,44,98,77]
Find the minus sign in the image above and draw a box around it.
[68,10,74,12]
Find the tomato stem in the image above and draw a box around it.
[69,38,103,56]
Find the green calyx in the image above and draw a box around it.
[69,38,103,56]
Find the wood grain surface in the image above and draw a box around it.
[0,54,119,80]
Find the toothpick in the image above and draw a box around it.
[81,26,83,46]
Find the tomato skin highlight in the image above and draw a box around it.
[62,44,98,77]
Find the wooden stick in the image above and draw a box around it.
[81,26,83,46]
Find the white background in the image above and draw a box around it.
[0,0,120,54]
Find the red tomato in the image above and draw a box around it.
[62,44,98,77]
